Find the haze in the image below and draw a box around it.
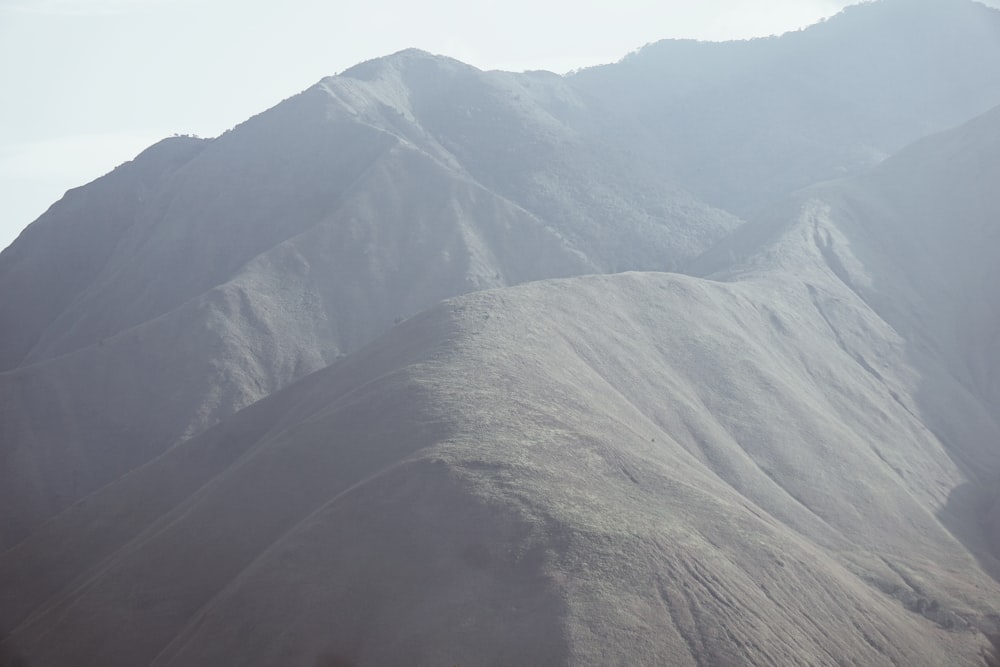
[3,1,1000,663]
[0,0,863,250]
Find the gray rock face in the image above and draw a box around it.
[2,1,1000,664]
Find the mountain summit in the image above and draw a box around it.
[2,2,1000,664]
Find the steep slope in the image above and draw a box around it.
[1,49,734,374]
[4,104,1000,664]
[2,270,998,665]
[4,1,1000,549]
[0,49,740,547]
[0,136,208,372]
[0,121,596,546]
[694,102,1000,449]
[571,0,1000,213]
[693,100,1000,581]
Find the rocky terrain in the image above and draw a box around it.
[2,1,999,664]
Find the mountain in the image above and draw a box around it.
[2,1,1000,664]
[3,0,1000,550]
[571,0,1000,213]
[0,50,742,547]
[4,97,1000,659]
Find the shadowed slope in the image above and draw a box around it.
[694,102,1000,477]
[0,50,739,548]
[571,0,1000,213]
[2,4,1000,662]
[694,102,1000,585]
[5,77,1000,667]
[0,129,595,547]
[3,267,1000,665]
[4,1,1000,549]
[0,136,209,372]
[1,49,737,375]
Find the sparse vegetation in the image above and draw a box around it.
[2,2,1000,665]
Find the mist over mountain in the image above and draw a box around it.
[573,0,1000,212]
[4,105,1000,662]
[0,50,744,546]
[2,1,1000,664]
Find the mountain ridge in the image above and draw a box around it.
[5,97,1000,659]
[4,261,999,664]
[0,35,745,547]
[2,2,1000,663]
[571,0,1000,212]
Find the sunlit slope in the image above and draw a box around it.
[1,4,1000,663]
[4,0,1000,551]
[3,269,998,665]
[6,89,1000,667]
[0,49,736,375]
[694,101,1000,504]
[0,49,738,548]
[0,126,594,547]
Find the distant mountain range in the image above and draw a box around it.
[2,1,1000,665]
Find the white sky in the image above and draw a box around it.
[0,0,862,250]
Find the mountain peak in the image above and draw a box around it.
[337,48,475,82]
[4,7,1000,665]
[831,0,999,24]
